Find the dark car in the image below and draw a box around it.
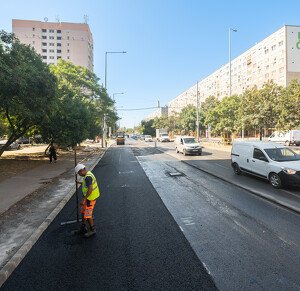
[16,137,30,144]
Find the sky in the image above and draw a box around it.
[1,0,300,128]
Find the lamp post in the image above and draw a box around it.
[113,92,124,101]
[105,51,127,89]
[229,28,237,97]
[196,81,199,141]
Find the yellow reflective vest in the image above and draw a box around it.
[82,171,100,201]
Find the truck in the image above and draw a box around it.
[156,128,170,142]
[268,130,300,146]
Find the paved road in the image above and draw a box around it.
[2,145,216,290]
[149,139,300,213]
[128,139,300,290]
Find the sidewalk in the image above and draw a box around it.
[0,142,112,286]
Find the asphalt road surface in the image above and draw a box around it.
[2,144,217,290]
[127,139,300,290]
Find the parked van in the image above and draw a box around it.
[268,130,300,146]
[175,136,203,156]
[231,141,300,188]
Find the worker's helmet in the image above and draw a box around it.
[75,164,85,174]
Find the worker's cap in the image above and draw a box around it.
[75,164,85,174]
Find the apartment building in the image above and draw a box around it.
[167,25,300,115]
[12,19,94,71]
[145,106,168,122]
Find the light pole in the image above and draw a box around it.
[196,81,199,141]
[113,92,124,101]
[105,51,127,89]
[229,28,237,97]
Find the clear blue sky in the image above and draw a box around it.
[1,0,300,128]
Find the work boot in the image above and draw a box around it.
[75,224,87,235]
[84,227,96,238]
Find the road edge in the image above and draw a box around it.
[0,147,109,287]
[156,146,300,214]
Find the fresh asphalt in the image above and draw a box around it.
[2,145,217,290]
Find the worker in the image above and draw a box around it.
[105,137,108,148]
[75,164,100,237]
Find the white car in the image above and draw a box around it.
[145,135,153,142]
[231,141,300,188]
[175,136,202,156]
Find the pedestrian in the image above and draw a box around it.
[49,142,57,163]
[75,164,100,237]
[105,137,108,148]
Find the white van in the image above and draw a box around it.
[175,136,203,156]
[231,141,300,188]
[268,130,300,146]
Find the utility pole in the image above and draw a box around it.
[196,81,199,141]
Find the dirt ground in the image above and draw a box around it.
[0,145,104,183]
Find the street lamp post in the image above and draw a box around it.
[229,28,237,97]
[196,81,199,141]
[105,51,127,89]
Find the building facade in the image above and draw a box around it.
[12,19,94,71]
[145,106,168,122]
[167,25,300,115]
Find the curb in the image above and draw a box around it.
[0,148,108,287]
[155,146,300,215]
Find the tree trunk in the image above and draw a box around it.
[259,127,263,141]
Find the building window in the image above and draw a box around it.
[42,49,47,52]
[57,50,61,53]
[265,65,269,70]
[43,56,47,59]
[49,49,54,53]
[67,56,70,59]
[67,49,70,53]
[271,45,276,51]
[32,27,35,31]
[32,41,35,45]
[279,76,284,81]
[49,56,54,59]
[67,43,70,46]
[57,43,61,47]
[272,70,276,76]
[279,40,283,46]
[42,29,47,32]
[42,36,47,39]
[57,56,61,59]
[42,42,47,46]
[57,30,61,33]
[265,73,269,78]
[50,63,55,65]
[49,29,54,33]
[32,34,35,38]
[57,37,61,40]
[49,36,55,40]
[67,36,69,40]
[279,67,284,73]
[264,49,269,54]
[49,43,55,46]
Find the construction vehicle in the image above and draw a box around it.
[116,131,125,145]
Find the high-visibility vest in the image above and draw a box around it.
[82,171,100,201]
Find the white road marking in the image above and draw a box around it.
[118,171,134,174]
[179,226,184,232]
[202,262,211,275]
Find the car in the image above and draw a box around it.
[145,135,153,142]
[231,141,300,188]
[175,136,203,156]
[157,133,170,142]
[140,135,145,140]
[16,137,30,144]
[0,141,20,150]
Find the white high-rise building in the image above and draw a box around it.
[12,19,94,71]
[167,25,300,115]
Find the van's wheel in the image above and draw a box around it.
[285,141,290,146]
[176,147,179,153]
[183,149,187,156]
[233,163,241,175]
[269,173,282,189]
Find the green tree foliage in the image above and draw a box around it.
[179,105,197,132]
[0,31,57,156]
[141,119,155,136]
[206,95,241,133]
[199,96,219,130]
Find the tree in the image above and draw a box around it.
[0,31,57,156]
[238,81,282,140]
[206,94,241,133]
[179,105,197,132]
[141,119,155,136]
